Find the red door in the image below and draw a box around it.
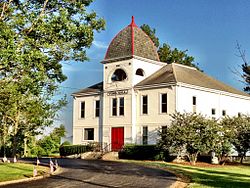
[111,127,124,151]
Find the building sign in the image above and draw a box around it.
[107,89,128,96]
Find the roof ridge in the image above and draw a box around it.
[171,64,178,82]
[174,65,250,97]
[173,62,197,70]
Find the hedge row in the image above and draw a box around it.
[59,144,93,156]
[118,144,169,160]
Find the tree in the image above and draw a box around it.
[0,0,105,158]
[221,115,250,164]
[236,42,250,94]
[32,125,66,156]
[140,24,199,69]
[140,24,160,48]
[158,112,222,165]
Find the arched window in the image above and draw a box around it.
[136,68,144,76]
[111,69,127,81]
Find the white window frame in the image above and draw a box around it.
[119,97,125,116]
[95,100,100,118]
[110,97,125,117]
[83,128,94,141]
[79,101,85,119]
[160,93,168,114]
[211,108,216,115]
[141,95,148,115]
[142,126,148,145]
[111,98,118,116]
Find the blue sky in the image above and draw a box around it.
[59,0,250,136]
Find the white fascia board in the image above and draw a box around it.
[72,92,101,97]
[134,82,176,90]
[177,82,250,100]
[133,55,166,66]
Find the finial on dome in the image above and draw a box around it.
[129,16,138,27]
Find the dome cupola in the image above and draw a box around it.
[103,16,159,63]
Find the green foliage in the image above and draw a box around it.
[140,24,199,70]
[235,42,250,94]
[221,115,250,163]
[118,144,166,160]
[158,43,200,70]
[33,125,66,156]
[140,24,160,48]
[59,144,93,156]
[134,161,250,188]
[0,0,105,157]
[0,163,48,182]
[242,63,250,93]
[61,141,71,146]
[158,112,223,164]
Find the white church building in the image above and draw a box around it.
[72,17,250,151]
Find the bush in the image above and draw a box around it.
[118,144,167,160]
[60,141,71,146]
[59,144,93,156]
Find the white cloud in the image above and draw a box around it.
[92,40,108,49]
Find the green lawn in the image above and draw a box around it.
[127,161,250,188]
[0,163,48,182]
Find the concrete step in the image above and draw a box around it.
[102,152,119,161]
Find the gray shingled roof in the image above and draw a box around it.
[103,18,159,63]
[136,63,250,97]
[72,82,103,96]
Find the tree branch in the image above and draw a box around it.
[236,41,249,65]
[27,0,49,34]
[0,0,13,21]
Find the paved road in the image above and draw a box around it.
[0,158,176,188]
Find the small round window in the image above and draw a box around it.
[136,68,144,76]
[111,69,127,81]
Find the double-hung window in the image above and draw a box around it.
[142,95,148,114]
[112,98,117,116]
[112,97,125,116]
[80,101,85,118]
[161,93,167,113]
[192,96,197,113]
[84,128,94,140]
[95,100,100,117]
[142,126,148,145]
[119,97,124,116]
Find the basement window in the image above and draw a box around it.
[84,128,94,140]
[222,110,226,116]
[212,108,216,115]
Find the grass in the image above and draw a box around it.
[0,163,48,182]
[127,161,250,188]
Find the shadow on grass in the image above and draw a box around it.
[0,164,32,173]
[159,163,250,188]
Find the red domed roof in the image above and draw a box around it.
[103,16,159,63]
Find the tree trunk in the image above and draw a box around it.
[240,152,246,164]
[189,153,198,165]
[12,110,20,160]
[2,116,7,158]
[23,137,27,157]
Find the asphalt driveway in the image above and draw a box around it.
[0,158,176,188]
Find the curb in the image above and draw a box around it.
[0,166,62,187]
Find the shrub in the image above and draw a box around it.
[59,144,93,156]
[60,141,71,146]
[118,144,166,160]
